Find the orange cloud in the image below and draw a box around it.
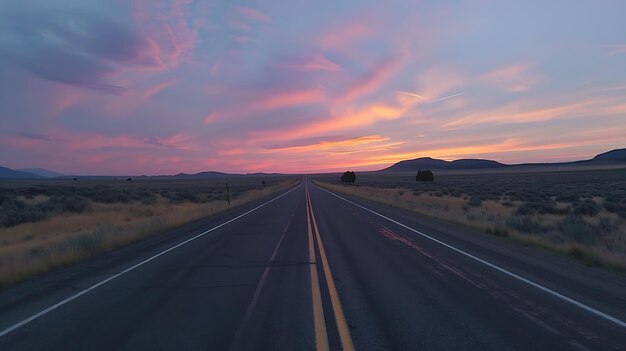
[265,135,389,152]
[481,63,539,92]
[259,90,324,110]
[286,103,405,140]
[354,139,586,166]
[203,88,324,124]
[442,97,617,129]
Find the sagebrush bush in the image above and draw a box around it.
[558,215,595,244]
[516,200,569,215]
[467,196,482,207]
[0,199,46,227]
[572,200,600,216]
[603,201,626,218]
[40,195,91,214]
[505,216,545,233]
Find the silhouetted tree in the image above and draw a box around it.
[126,177,132,181]
[416,170,434,181]
[341,171,356,183]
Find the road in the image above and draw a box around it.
[1,177,625,350]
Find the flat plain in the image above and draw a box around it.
[314,167,626,270]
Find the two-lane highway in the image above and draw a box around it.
[1,177,625,350]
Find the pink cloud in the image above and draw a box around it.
[265,135,389,151]
[335,58,401,103]
[319,18,373,51]
[606,44,626,56]
[22,78,118,118]
[0,135,47,150]
[231,35,252,44]
[203,112,221,125]
[481,63,540,92]
[23,130,198,152]
[258,90,324,110]
[415,68,466,100]
[235,6,271,23]
[277,54,341,72]
[203,88,324,124]
[247,101,406,145]
[24,80,91,117]
[131,0,202,68]
[92,78,178,116]
[143,79,176,99]
[441,96,619,129]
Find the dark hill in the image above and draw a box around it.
[0,166,43,179]
[379,148,626,172]
[172,171,240,179]
[593,148,626,162]
[17,168,64,178]
[449,159,507,169]
[381,157,449,172]
[381,157,506,172]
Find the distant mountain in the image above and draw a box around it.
[381,157,506,172]
[450,159,507,169]
[0,166,43,179]
[379,148,626,172]
[381,158,449,172]
[246,172,282,176]
[171,171,242,179]
[593,148,626,162]
[18,168,64,178]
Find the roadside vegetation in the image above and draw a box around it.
[0,177,298,287]
[314,168,626,270]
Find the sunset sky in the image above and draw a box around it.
[1,1,626,175]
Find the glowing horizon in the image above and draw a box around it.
[1,1,625,175]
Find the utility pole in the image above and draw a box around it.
[226,182,231,206]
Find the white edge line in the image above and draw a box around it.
[0,182,302,338]
[314,183,626,328]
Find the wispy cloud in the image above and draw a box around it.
[605,44,626,56]
[428,92,466,104]
[480,63,539,92]
[397,91,426,99]
[276,54,341,72]
[265,135,388,151]
[234,6,271,23]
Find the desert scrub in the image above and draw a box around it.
[314,168,626,270]
[0,195,91,227]
[0,177,298,287]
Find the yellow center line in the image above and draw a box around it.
[307,183,356,351]
[307,182,330,351]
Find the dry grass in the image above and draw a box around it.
[0,179,297,287]
[316,181,626,271]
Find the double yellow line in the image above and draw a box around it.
[306,181,355,351]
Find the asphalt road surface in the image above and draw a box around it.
[1,177,625,350]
